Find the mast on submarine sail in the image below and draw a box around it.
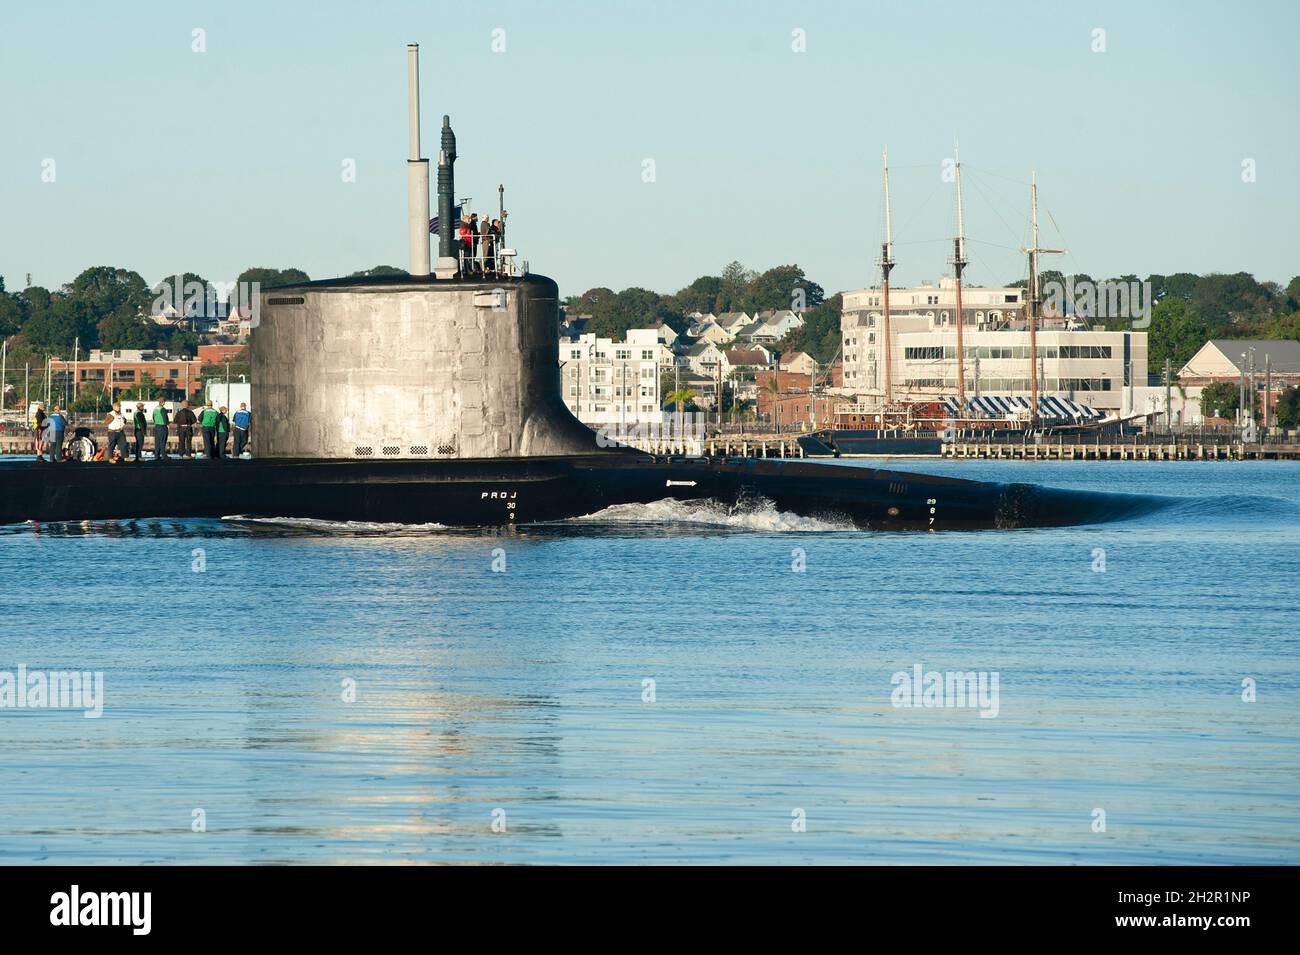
[878,149,896,412]
[950,140,968,414]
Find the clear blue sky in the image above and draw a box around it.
[2,0,1297,299]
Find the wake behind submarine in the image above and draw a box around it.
[0,44,1158,532]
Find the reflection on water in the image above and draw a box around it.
[0,461,1298,863]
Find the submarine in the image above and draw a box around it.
[0,44,1156,532]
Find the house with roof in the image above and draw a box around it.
[669,371,719,409]
[779,350,816,375]
[709,312,749,339]
[695,321,734,346]
[650,319,679,348]
[682,340,730,377]
[1179,339,1300,387]
[724,345,774,370]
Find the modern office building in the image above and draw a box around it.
[840,277,1146,412]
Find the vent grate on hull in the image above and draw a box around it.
[354,446,374,456]
[382,446,401,456]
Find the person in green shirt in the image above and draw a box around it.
[151,402,170,461]
[199,401,220,459]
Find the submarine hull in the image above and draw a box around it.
[0,454,1153,531]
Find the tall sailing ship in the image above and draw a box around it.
[800,148,1131,457]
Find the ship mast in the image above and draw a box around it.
[878,149,896,409]
[950,140,968,413]
[1023,172,1063,427]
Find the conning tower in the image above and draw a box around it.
[251,44,595,460]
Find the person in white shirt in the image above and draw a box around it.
[105,401,128,463]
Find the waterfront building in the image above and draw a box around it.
[559,328,667,426]
[1179,339,1300,389]
[48,349,204,401]
[840,277,1145,412]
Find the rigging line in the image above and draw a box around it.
[966,238,1023,252]
[964,170,1023,247]
[962,164,1031,187]
[892,179,943,246]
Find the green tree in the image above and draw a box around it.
[22,298,95,351]
[777,293,842,363]
[351,265,408,277]
[235,267,311,293]
[150,272,211,318]
[65,266,151,318]
[1190,272,1274,330]
[1283,276,1300,312]
[740,264,824,313]
[128,372,164,401]
[168,329,200,357]
[1147,272,1199,303]
[0,293,21,338]
[98,311,162,350]
[71,381,109,415]
[764,375,783,432]
[575,287,614,314]
[1199,381,1239,420]
[588,287,685,340]
[670,275,723,315]
[1147,298,1208,372]
[716,261,756,313]
[1274,386,1300,429]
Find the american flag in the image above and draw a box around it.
[428,204,464,233]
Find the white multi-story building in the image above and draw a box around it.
[840,277,1146,412]
[559,328,667,426]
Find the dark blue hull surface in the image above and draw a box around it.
[798,430,944,456]
[0,453,1159,531]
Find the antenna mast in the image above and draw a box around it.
[405,43,431,277]
[950,140,968,412]
[878,149,896,409]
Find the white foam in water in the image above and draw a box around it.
[222,516,449,532]
[570,497,855,532]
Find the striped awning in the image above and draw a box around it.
[941,395,1104,420]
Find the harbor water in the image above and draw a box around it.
[1,459,1297,864]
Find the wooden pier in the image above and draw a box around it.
[625,437,805,459]
[942,440,1300,461]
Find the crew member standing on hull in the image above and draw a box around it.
[175,400,196,458]
[232,402,251,457]
[105,402,128,463]
[132,402,148,461]
[199,401,219,459]
[217,406,231,458]
[152,401,170,461]
[46,407,67,462]
[32,402,46,462]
